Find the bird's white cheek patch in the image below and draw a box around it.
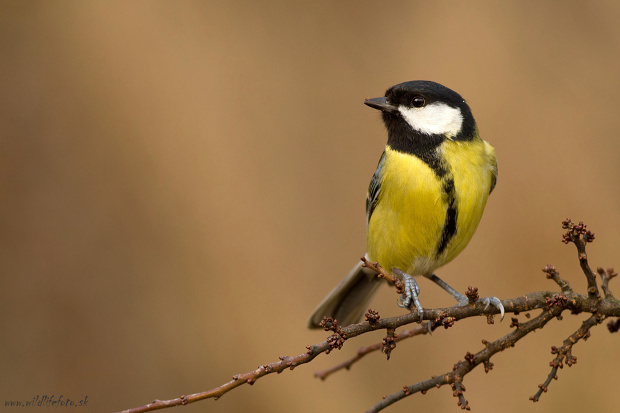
[399,102,463,137]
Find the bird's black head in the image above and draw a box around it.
[364,81,477,155]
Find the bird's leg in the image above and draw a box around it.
[393,268,424,321]
[424,273,505,320]
[425,273,468,305]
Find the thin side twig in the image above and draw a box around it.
[367,306,564,412]
[562,219,600,299]
[314,323,432,380]
[530,313,603,402]
[597,267,617,299]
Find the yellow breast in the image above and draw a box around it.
[366,139,495,276]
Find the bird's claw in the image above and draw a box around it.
[395,270,424,321]
[425,320,433,335]
[478,296,505,320]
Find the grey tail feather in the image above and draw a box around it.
[307,260,381,329]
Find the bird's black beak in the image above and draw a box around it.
[364,97,399,113]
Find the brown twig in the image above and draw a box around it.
[597,267,617,299]
[367,305,564,412]
[542,264,571,292]
[361,256,402,288]
[562,219,600,299]
[530,313,602,402]
[118,219,619,413]
[118,289,620,413]
[115,293,542,413]
[314,323,432,380]
[117,352,324,413]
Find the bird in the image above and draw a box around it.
[308,80,502,329]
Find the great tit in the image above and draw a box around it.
[308,80,501,328]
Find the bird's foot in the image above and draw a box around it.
[393,268,424,321]
[454,294,505,320]
[478,296,505,320]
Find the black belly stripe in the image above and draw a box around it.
[408,148,458,256]
[436,176,458,257]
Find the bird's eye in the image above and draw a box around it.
[412,96,425,108]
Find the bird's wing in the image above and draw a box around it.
[366,150,386,225]
[484,141,498,194]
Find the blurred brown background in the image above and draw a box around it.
[2,1,620,412]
